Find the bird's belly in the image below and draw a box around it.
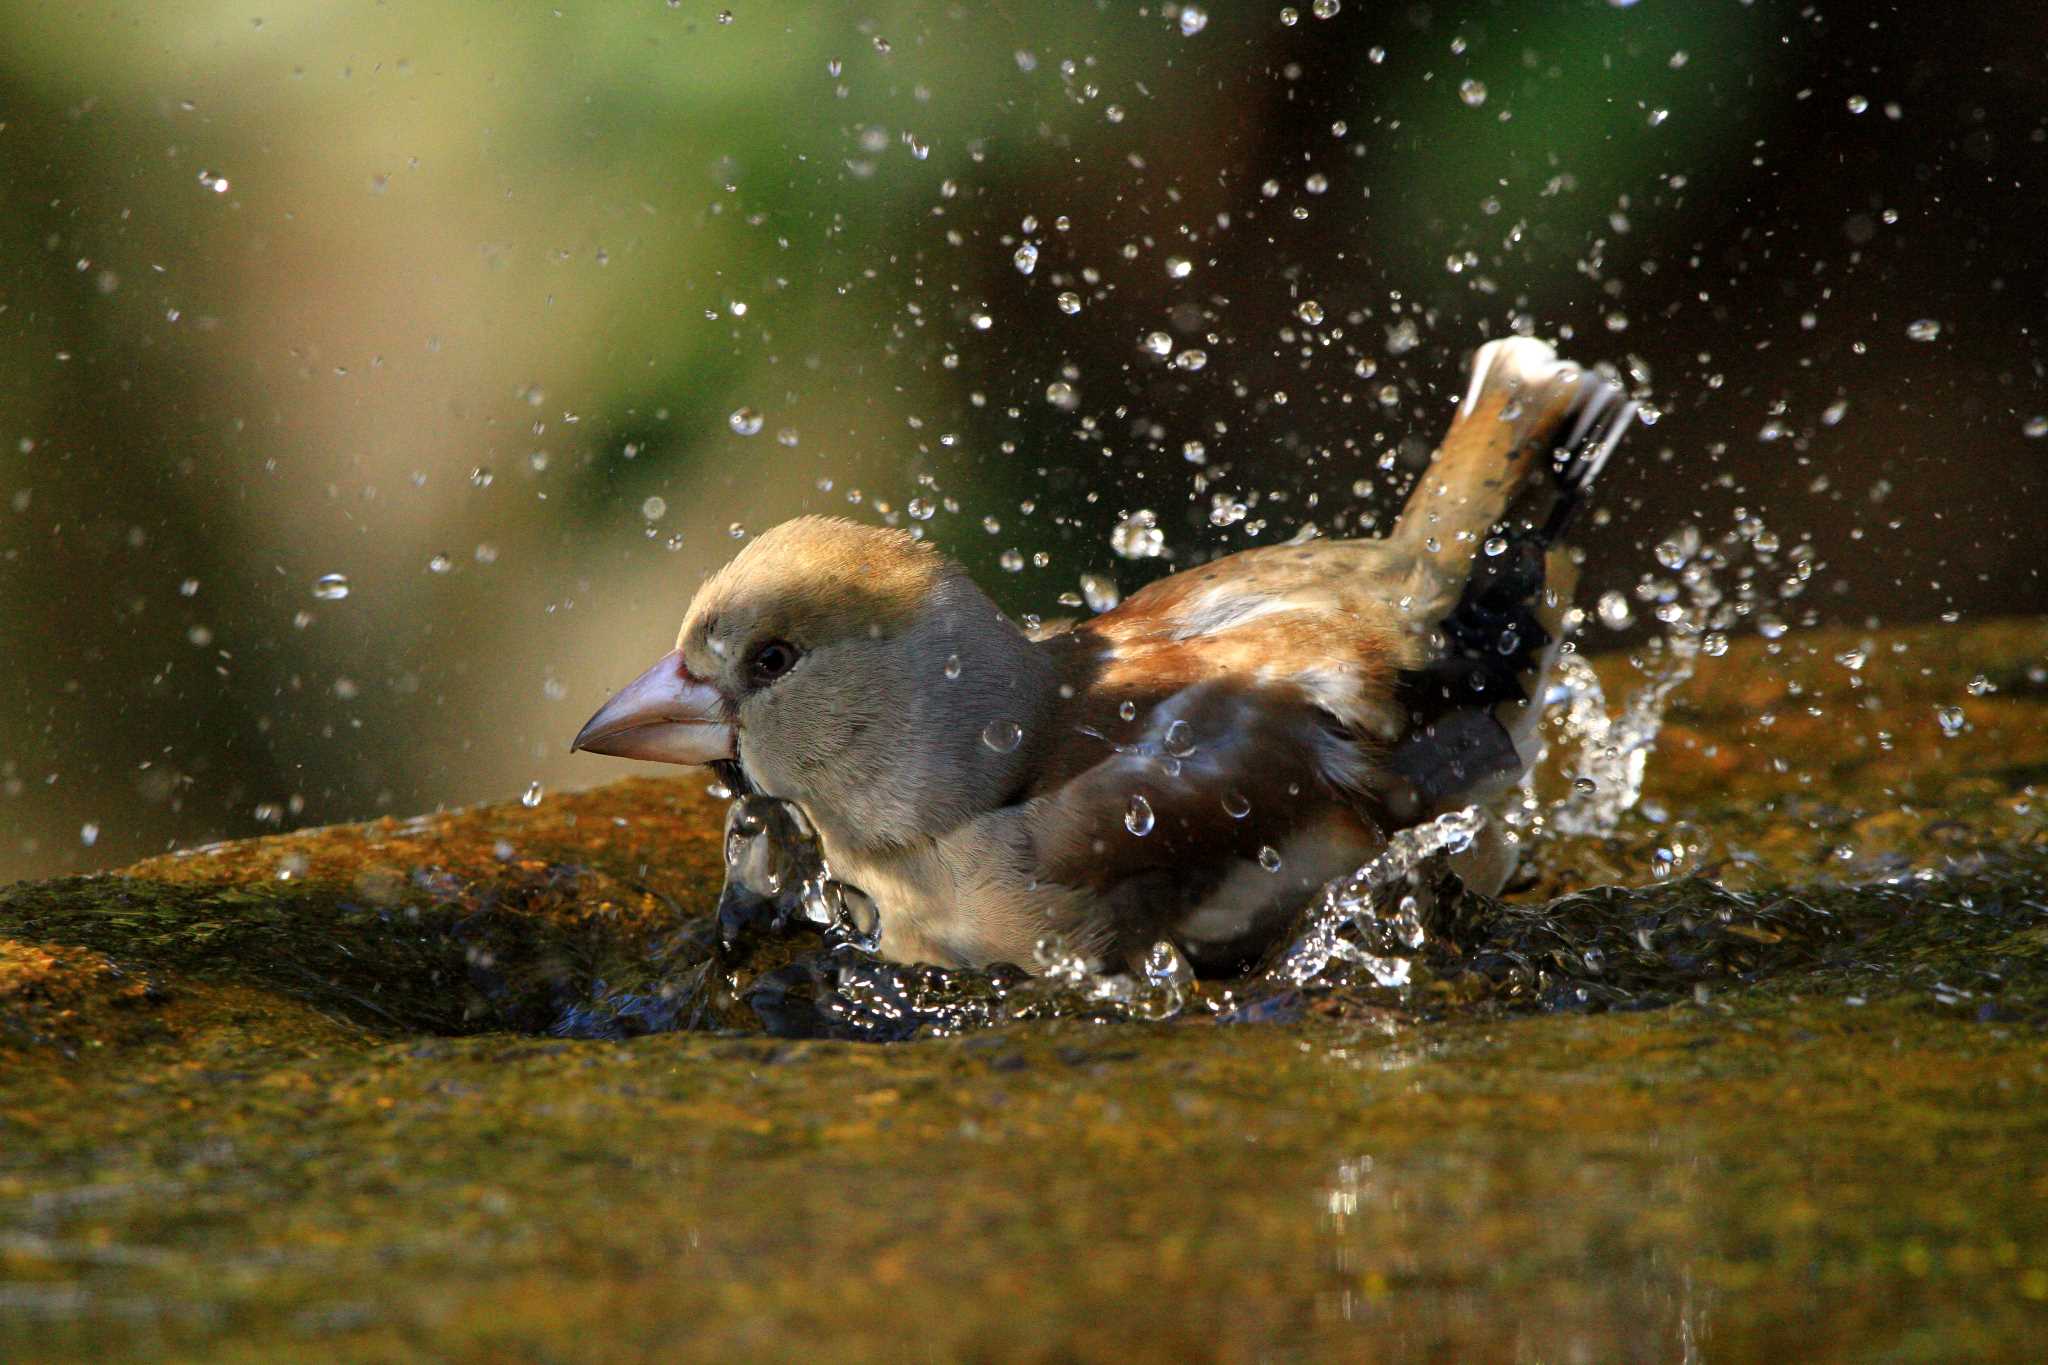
[826,839,1038,970]
[1171,814,1382,967]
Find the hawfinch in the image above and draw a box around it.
[574,337,1635,975]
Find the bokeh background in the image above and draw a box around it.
[3,1,2043,881]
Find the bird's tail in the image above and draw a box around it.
[1383,339,1636,843]
[1390,336,1634,575]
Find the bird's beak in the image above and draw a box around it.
[571,648,735,765]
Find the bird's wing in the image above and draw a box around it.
[1021,595,1407,898]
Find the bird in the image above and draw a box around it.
[572,336,1636,977]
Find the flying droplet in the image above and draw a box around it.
[944,654,962,680]
[1056,291,1083,315]
[1295,300,1325,325]
[1079,573,1121,613]
[1257,845,1283,872]
[427,553,453,574]
[1935,705,1967,738]
[1221,790,1251,819]
[1111,510,1166,559]
[728,407,764,436]
[312,573,351,601]
[1165,256,1193,279]
[1458,79,1488,107]
[982,719,1024,753]
[1173,349,1208,372]
[1905,319,1942,342]
[1013,243,1038,275]
[641,495,668,521]
[1312,0,1340,15]
[1125,794,1155,836]
[1178,5,1209,36]
[1163,719,1196,757]
[521,781,544,808]
[1142,331,1174,356]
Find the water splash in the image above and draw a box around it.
[1269,806,1485,987]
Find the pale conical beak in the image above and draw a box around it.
[571,648,735,765]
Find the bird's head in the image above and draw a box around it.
[572,516,1055,849]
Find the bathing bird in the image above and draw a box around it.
[573,337,1635,975]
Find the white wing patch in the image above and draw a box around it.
[1167,585,1297,639]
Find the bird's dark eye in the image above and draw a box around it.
[747,639,801,687]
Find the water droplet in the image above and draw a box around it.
[1173,349,1208,372]
[1056,291,1082,315]
[1079,573,1121,613]
[1846,94,1868,114]
[1111,510,1166,559]
[982,719,1024,753]
[1119,700,1139,722]
[1482,535,1509,557]
[1178,6,1209,36]
[1572,777,1598,796]
[1257,845,1283,872]
[2023,415,2048,439]
[1821,398,1849,426]
[1125,794,1155,836]
[1163,719,1196,757]
[1295,300,1325,325]
[641,495,668,520]
[1458,78,1487,107]
[1142,331,1174,357]
[728,406,764,436]
[312,573,351,601]
[522,781,544,808]
[1312,0,1341,16]
[1596,591,1633,630]
[1013,243,1038,275]
[1045,381,1079,411]
[428,553,453,574]
[1935,705,1967,738]
[1279,7,1299,25]
[728,522,748,539]
[1165,256,1193,279]
[197,168,230,194]
[944,654,962,680]
[79,822,100,847]
[1181,440,1207,464]
[1221,790,1251,819]
[907,496,935,521]
[1906,319,1942,342]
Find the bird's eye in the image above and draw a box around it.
[747,639,800,686]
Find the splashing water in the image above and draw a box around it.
[1270,807,1486,987]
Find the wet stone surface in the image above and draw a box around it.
[3,621,2046,1360]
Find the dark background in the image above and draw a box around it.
[3,0,2043,879]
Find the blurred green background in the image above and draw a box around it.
[3,1,2043,880]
